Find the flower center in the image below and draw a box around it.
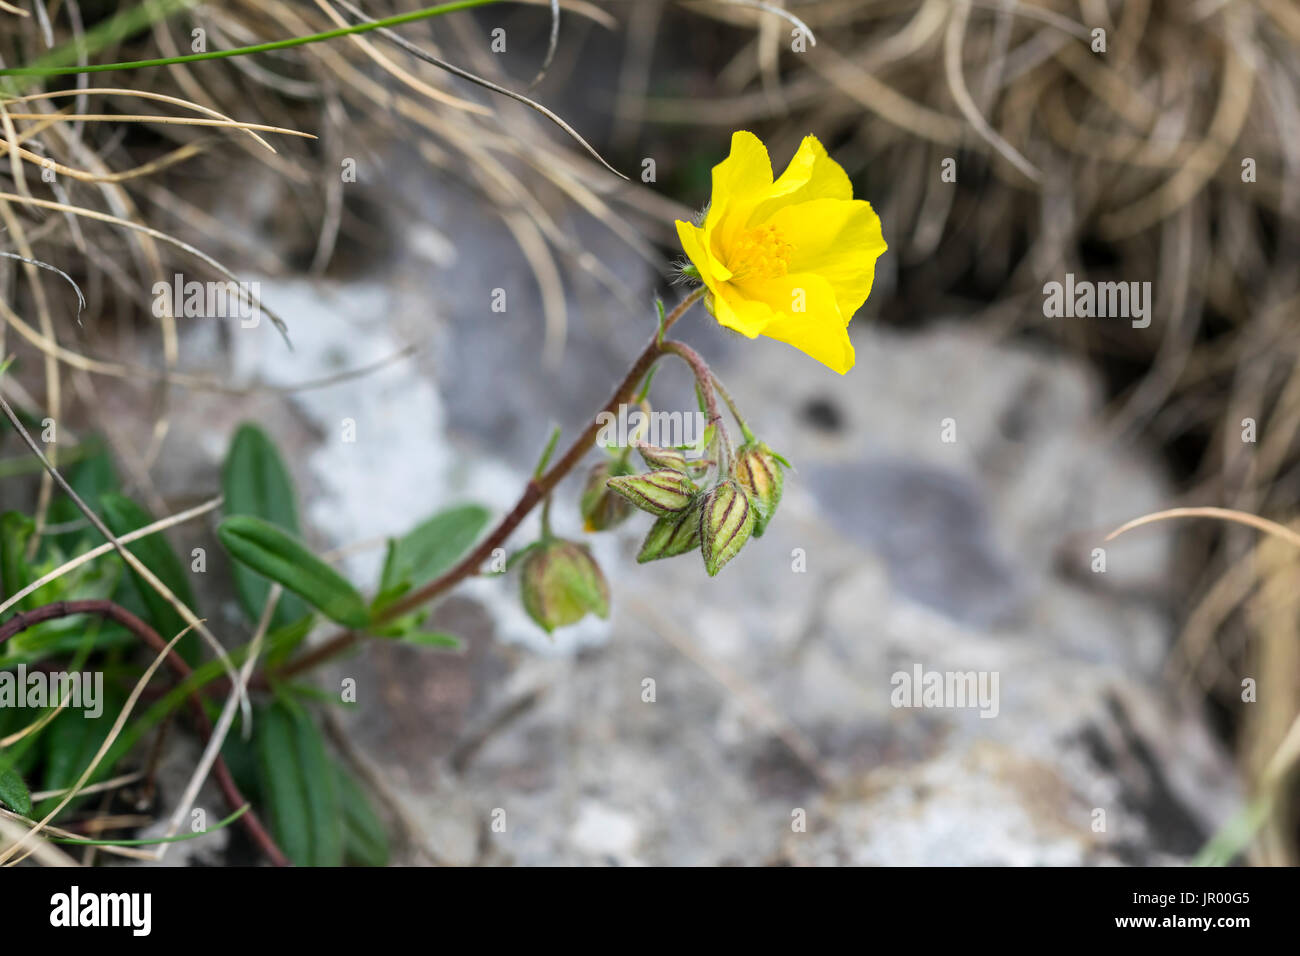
[728,224,792,280]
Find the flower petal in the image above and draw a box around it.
[763,197,887,321]
[747,135,853,227]
[736,273,855,373]
[676,219,732,286]
[710,279,772,338]
[701,131,774,235]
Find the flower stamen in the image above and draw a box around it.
[728,224,792,280]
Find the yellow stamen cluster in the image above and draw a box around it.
[728,224,792,280]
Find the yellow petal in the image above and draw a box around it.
[747,135,853,227]
[734,273,855,373]
[675,219,721,283]
[710,279,772,338]
[703,131,775,253]
[763,197,887,321]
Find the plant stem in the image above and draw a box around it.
[539,494,554,541]
[277,287,707,680]
[0,600,289,867]
[709,371,754,443]
[659,339,732,474]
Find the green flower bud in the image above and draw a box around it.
[634,441,712,480]
[519,540,610,633]
[733,441,785,537]
[580,460,634,532]
[699,479,755,576]
[634,441,690,474]
[637,498,703,563]
[606,469,697,517]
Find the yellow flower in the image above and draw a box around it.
[676,131,887,374]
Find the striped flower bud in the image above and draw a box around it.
[733,441,785,537]
[634,441,690,474]
[606,469,697,517]
[580,461,634,532]
[699,479,755,576]
[637,498,703,563]
[519,540,610,634]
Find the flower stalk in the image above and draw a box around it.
[659,339,732,475]
[276,287,706,679]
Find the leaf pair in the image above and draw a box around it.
[220,425,491,645]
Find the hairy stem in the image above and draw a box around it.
[660,339,731,474]
[277,287,707,680]
[709,370,754,443]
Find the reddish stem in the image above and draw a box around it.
[278,290,708,680]
[0,599,290,867]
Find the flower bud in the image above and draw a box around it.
[634,441,690,474]
[606,469,697,517]
[519,540,610,633]
[733,441,785,537]
[579,461,634,532]
[699,479,755,576]
[637,498,702,563]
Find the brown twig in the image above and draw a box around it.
[0,599,290,866]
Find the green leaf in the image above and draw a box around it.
[378,504,490,599]
[217,727,261,802]
[221,424,309,629]
[0,511,35,610]
[289,704,343,867]
[254,701,343,867]
[255,701,311,866]
[398,631,463,650]
[0,765,32,816]
[334,763,389,866]
[218,516,369,628]
[100,493,201,665]
[38,707,115,817]
[0,702,42,777]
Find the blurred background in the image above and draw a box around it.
[1,0,1299,864]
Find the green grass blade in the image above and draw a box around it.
[48,804,250,847]
[0,1,502,78]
